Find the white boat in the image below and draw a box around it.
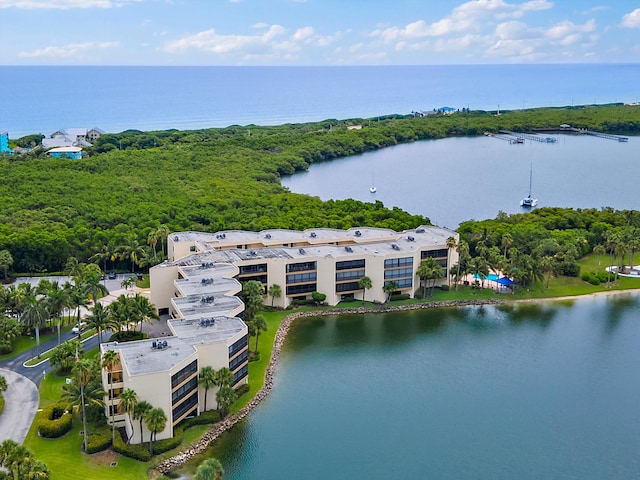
[370,170,376,193]
[370,186,377,193]
[520,162,537,208]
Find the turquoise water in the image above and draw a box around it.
[474,273,500,281]
[176,293,640,479]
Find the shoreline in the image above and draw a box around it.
[153,287,639,475]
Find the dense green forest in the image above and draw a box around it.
[1,103,639,273]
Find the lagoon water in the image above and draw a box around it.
[177,293,640,480]
[282,134,640,229]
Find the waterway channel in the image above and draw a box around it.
[175,292,640,479]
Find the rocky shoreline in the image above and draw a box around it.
[153,298,509,475]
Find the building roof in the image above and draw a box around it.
[48,146,82,153]
[168,316,246,347]
[103,338,196,377]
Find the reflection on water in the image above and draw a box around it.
[174,293,640,480]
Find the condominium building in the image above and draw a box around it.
[103,224,456,444]
[100,261,248,445]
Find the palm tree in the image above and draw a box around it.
[358,276,372,305]
[194,458,225,480]
[119,388,138,443]
[417,259,435,298]
[215,385,237,419]
[86,302,111,344]
[147,230,159,257]
[156,224,170,257]
[446,236,457,287]
[501,233,513,259]
[539,256,555,291]
[20,295,47,358]
[121,277,136,291]
[131,294,159,332]
[382,281,397,303]
[251,315,267,352]
[216,367,234,389]
[455,241,470,291]
[108,294,134,333]
[133,400,153,444]
[267,284,281,307]
[199,366,217,412]
[89,244,115,275]
[117,233,145,273]
[40,280,70,345]
[67,359,96,452]
[144,407,167,456]
[82,264,109,305]
[0,374,7,393]
[101,349,119,444]
[0,249,13,280]
[242,280,264,322]
[593,244,606,274]
[67,282,90,326]
[63,256,83,282]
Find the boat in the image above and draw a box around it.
[370,186,377,193]
[520,162,537,208]
[370,170,376,193]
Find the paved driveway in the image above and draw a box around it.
[0,368,39,444]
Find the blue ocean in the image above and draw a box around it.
[2,64,640,137]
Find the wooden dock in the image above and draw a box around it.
[499,130,557,143]
[532,127,628,142]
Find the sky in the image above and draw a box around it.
[0,0,639,65]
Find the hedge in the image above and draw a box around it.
[113,433,151,462]
[86,424,112,454]
[152,426,183,455]
[181,409,221,429]
[0,394,4,416]
[390,293,410,301]
[38,404,73,438]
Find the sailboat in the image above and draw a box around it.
[370,170,376,193]
[520,162,537,208]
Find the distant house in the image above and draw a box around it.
[0,131,13,154]
[438,106,457,115]
[347,125,363,131]
[43,127,103,149]
[47,146,82,160]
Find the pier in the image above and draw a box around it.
[499,130,557,143]
[484,132,523,144]
[532,126,628,142]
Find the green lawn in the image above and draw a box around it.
[0,321,76,362]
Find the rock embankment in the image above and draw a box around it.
[155,298,506,474]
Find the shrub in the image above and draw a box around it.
[0,394,4,416]
[597,271,610,283]
[113,433,151,461]
[0,341,12,355]
[109,331,146,342]
[581,273,591,282]
[152,427,183,455]
[390,293,410,301]
[38,404,73,438]
[86,424,112,454]
[182,409,220,429]
[235,383,250,398]
[439,284,450,291]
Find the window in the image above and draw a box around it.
[384,257,413,268]
[286,283,317,295]
[229,335,248,357]
[336,269,365,281]
[172,391,198,420]
[336,259,365,270]
[239,274,268,284]
[172,377,198,404]
[286,272,317,284]
[232,365,248,386]
[384,267,413,279]
[239,264,267,274]
[286,261,317,273]
[336,281,361,292]
[229,349,249,371]
[171,360,198,389]
[394,278,413,289]
[421,249,448,259]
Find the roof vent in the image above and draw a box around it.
[345,246,353,252]
[250,250,257,256]
[299,248,306,254]
[407,236,415,242]
[416,228,425,233]
[355,230,362,237]
[310,232,317,238]
[391,244,400,250]
[173,236,179,241]
[265,233,272,239]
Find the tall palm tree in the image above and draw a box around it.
[69,359,96,452]
[144,407,167,456]
[40,280,70,345]
[156,224,170,257]
[501,233,513,259]
[63,256,83,282]
[89,244,115,275]
[131,294,159,332]
[118,234,145,273]
[147,230,159,257]
[194,458,225,480]
[86,302,111,344]
[593,244,606,274]
[216,367,234,389]
[119,388,138,443]
[0,249,13,280]
[199,366,217,412]
[133,400,153,444]
[101,349,119,444]
[417,259,435,298]
[455,241,470,291]
[382,281,397,303]
[108,294,134,333]
[215,385,237,419]
[267,284,281,307]
[20,295,48,358]
[251,315,267,352]
[446,236,457,287]
[358,276,372,305]
[82,264,108,306]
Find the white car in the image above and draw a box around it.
[71,322,86,334]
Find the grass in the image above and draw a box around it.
[0,393,4,416]
[136,275,150,289]
[24,329,97,367]
[0,321,75,362]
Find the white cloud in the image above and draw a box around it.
[0,0,140,8]
[371,0,553,42]
[621,8,640,28]
[19,41,119,58]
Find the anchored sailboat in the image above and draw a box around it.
[520,162,537,208]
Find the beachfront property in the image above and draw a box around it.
[0,131,13,154]
[100,261,248,445]
[42,127,103,149]
[151,225,458,311]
